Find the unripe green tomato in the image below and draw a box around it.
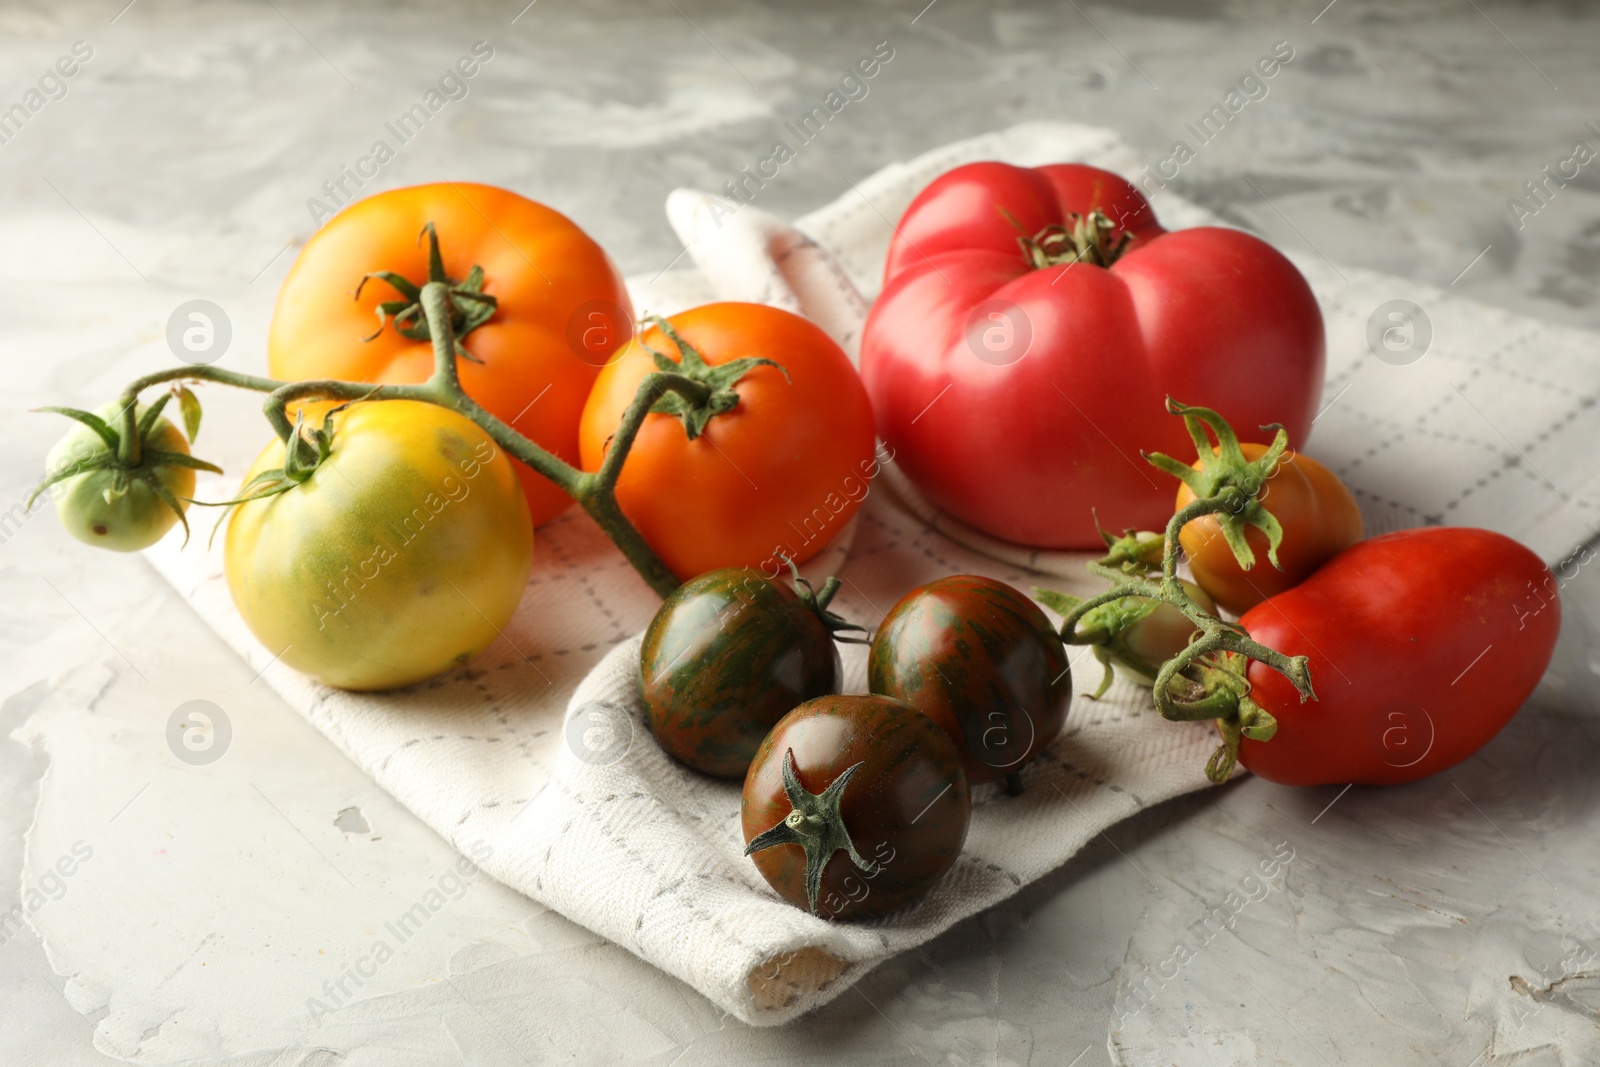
[46,403,194,552]
[1118,579,1219,682]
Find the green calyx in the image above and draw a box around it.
[1036,525,1189,698]
[1015,209,1133,270]
[780,554,870,645]
[357,222,497,363]
[1144,398,1290,573]
[28,389,220,546]
[1173,653,1281,783]
[196,400,354,546]
[641,315,787,441]
[1096,521,1166,576]
[744,749,880,916]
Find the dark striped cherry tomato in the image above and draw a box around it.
[743,694,971,920]
[869,575,1070,792]
[640,566,864,778]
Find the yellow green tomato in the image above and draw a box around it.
[224,400,534,691]
[46,402,194,552]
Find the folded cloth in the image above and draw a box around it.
[147,121,1600,1027]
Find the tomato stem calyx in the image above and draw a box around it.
[780,554,870,645]
[1035,526,1171,698]
[639,315,788,441]
[1013,210,1133,271]
[28,394,222,547]
[1035,587,1168,699]
[356,223,497,364]
[744,749,881,916]
[1145,399,1290,573]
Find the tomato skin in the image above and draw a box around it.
[46,403,194,552]
[860,161,1324,549]
[224,401,533,691]
[1178,444,1363,615]
[579,303,877,580]
[640,568,841,778]
[868,575,1069,786]
[268,183,630,528]
[1237,528,1560,786]
[742,695,971,920]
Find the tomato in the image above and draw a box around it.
[579,303,877,580]
[742,694,970,920]
[1235,528,1559,786]
[1178,443,1363,614]
[640,566,863,778]
[268,182,630,528]
[860,161,1324,549]
[868,575,1069,790]
[1115,581,1218,673]
[1044,578,1218,697]
[43,401,196,552]
[224,400,533,691]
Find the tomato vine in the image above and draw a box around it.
[46,224,773,598]
[1041,400,1319,783]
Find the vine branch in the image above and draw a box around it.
[1053,399,1318,782]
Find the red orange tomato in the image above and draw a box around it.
[1237,528,1559,786]
[579,303,877,580]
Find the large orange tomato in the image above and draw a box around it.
[579,303,877,580]
[1177,443,1362,614]
[268,182,631,527]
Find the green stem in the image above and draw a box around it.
[91,226,777,600]
[100,297,704,598]
[115,365,287,467]
[117,400,140,467]
[236,278,687,597]
[408,279,683,595]
[260,379,420,441]
[561,367,722,595]
[421,281,463,394]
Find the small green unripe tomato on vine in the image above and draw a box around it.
[1118,580,1218,673]
[1036,579,1218,698]
[32,391,217,552]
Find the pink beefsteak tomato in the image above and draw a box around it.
[859,161,1325,548]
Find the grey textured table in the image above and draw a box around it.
[3,1,1599,1063]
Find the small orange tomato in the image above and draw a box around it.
[268,182,631,528]
[1177,443,1362,614]
[578,303,877,580]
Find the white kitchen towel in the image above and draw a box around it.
[145,121,1600,1027]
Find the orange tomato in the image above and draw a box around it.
[1177,442,1363,614]
[268,182,631,527]
[579,303,877,580]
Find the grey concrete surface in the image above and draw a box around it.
[2,1,1599,1063]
